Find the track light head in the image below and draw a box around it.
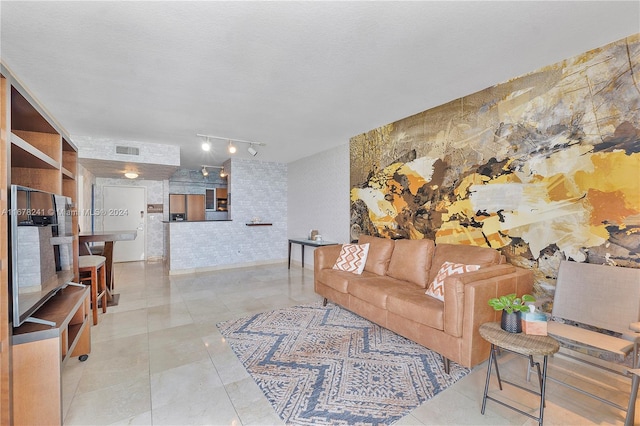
[228,140,236,154]
[219,168,226,178]
[201,166,209,177]
[247,145,258,156]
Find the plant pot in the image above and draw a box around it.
[501,310,522,333]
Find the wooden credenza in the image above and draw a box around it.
[11,285,91,425]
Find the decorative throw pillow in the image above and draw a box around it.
[332,243,370,274]
[425,261,480,301]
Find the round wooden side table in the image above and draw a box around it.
[479,321,560,426]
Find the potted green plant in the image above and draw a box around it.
[488,293,536,333]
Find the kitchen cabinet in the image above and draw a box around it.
[186,194,205,221]
[169,193,205,221]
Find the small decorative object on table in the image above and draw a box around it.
[488,293,536,333]
[309,229,319,240]
[522,306,548,336]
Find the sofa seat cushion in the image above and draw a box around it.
[386,239,435,288]
[317,269,379,293]
[387,288,444,330]
[358,235,396,276]
[348,277,410,309]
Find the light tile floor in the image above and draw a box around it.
[62,261,637,425]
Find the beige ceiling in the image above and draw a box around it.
[1,1,638,178]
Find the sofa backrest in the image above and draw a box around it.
[428,243,502,284]
[386,239,436,288]
[358,235,395,275]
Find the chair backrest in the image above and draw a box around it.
[552,260,640,334]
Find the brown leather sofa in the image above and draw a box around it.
[314,235,533,371]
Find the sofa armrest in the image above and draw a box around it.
[314,245,343,274]
[443,264,533,338]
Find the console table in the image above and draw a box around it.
[479,321,559,426]
[288,238,339,269]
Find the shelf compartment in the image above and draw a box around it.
[62,138,77,179]
[13,130,61,164]
[10,132,60,169]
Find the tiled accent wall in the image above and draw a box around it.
[169,168,227,194]
[167,158,288,272]
[287,144,351,267]
[94,178,169,260]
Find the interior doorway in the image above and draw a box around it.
[102,185,146,262]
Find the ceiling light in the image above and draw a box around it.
[124,172,138,179]
[196,133,266,155]
[201,166,209,177]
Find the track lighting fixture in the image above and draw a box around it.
[200,165,226,178]
[196,133,265,156]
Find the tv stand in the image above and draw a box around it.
[12,285,91,425]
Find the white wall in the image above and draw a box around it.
[287,143,350,267]
[77,164,95,234]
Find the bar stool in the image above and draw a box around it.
[79,255,107,325]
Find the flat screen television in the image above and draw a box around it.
[9,185,74,327]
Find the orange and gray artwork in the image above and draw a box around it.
[350,34,640,296]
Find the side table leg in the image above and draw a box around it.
[538,355,550,426]
[301,245,305,268]
[288,241,292,269]
[493,346,503,390]
[482,344,496,414]
[530,355,545,407]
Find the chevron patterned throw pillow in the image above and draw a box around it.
[425,261,480,301]
[332,243,370,274]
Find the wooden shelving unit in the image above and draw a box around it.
[0,69,11,426]
[1,63,82,425]
[12,285,90,425]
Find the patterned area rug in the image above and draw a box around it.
[217,303,470,425]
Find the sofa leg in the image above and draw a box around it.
[442,356,451,374]
[322,298,328,306]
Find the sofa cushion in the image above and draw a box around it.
[332,243,369,274]
[349,277,416,309]
[358,235,395,275]
[386,239,435,288]
[317,269,378,293]
[429,243,502,284]
[425,261,480,301]
[386,287,444,330]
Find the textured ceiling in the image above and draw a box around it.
[1,1,639,178]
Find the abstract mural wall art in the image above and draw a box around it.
[350,34,640,296]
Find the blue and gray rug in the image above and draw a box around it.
[217,302,470,425]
